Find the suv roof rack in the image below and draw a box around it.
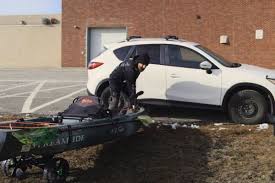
[127,36,142,41]
[165,35,179,40]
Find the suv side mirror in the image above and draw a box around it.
[200,61,213,74]
[200,61,212,70]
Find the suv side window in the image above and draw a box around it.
[168,45,207,69]
[132,44,161,65]
[113,46,132,61]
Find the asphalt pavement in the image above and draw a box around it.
[0,68,87,114]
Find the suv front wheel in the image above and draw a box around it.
[227,90,267,124]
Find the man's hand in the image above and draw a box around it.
[131,104,140,112]
[127,105,137,113]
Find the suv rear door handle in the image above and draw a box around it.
[170,74,180,78]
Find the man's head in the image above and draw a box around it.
[134,53,150,72]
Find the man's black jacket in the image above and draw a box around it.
[109,60,140,104]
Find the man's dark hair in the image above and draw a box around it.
[134,53,150,66]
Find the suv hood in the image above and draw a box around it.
[237,64,275,79]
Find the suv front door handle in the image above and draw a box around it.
[170,74,180,78]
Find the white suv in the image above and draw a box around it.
[87,36,275,124]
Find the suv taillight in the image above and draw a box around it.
[88,62,104,70]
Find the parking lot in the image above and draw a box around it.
[0,68,87,114]
[0,68,230,122]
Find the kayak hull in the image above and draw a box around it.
[0,110,143,161]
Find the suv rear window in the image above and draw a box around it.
[113,46,131,61]
[133,44,161,64]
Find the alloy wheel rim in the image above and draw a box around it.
[238,101,258,118]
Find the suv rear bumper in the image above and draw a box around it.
[87,88,95,96]
[86,80,97,96]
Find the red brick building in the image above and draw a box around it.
[62,0,275,68]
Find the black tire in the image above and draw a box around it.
[43,158,69,183]
[100,87,129,111]
[15,168,25,179]
[1,159,14,177]
[1,158,27,178]
[227,90,267,124]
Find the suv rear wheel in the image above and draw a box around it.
[100,87,129,110]
[227,90,267,124]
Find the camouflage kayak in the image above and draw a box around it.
[0,108,150,162]
[0,94,154,182]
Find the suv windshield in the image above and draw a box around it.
[196,45,241,67]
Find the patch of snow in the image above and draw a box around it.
[190,124,200,129]
[161,122,200,130]
[171,123,178,130]
[257,123,269,131]
[214,123,223,126]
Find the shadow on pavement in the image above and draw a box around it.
[147,105,230,123]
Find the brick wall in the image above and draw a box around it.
[62,0,275,68]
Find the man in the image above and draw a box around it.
[108,53,150,113]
